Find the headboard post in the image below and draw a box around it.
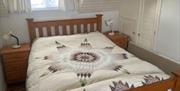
[96,14,103,32]
[26,18,34,44]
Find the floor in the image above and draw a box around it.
[7,82,25,91]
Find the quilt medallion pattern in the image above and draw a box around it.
[27,32,169,91]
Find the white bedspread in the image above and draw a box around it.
[27,32,170,91]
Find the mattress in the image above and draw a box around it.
[27,32,170,91]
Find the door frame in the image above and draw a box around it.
[136,0,162,50]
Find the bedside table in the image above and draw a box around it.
[104,31,129,49]
[0,43,30,84]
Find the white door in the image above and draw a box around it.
[121,16,137,42]
[137,0,161,50]
[120,0,140,43]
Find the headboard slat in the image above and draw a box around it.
[47,27,52,36]
[62,25,67,35]
[77,24,81,34]
[54,25,59,35]
[27,14,103,44]
[84,24,88,33]
[70,25,74,34]
[38,27,43,37]
[90,23,94,32]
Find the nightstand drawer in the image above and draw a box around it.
[3,52,29,60]
[3,58,28,84]
[3,56,28,65]
[4,60,27,71]
[6,70,27,84]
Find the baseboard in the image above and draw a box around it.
[127,42,180,74]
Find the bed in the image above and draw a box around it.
[26,14,180,91]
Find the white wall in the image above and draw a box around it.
[117,0,180,64]
[119,0,180,64]
[118,0,140,19]
[155,0,180,64]
[179,0,180,62]
[0,38,5,91]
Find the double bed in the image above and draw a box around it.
[26,14,180,91]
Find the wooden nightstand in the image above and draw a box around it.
[0,43,30,84]
[104,31,129,49]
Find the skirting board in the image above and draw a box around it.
[127,42,180,74]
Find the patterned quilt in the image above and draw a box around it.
[27,32,170,91]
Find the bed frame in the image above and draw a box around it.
[26,14,103,44]
[26,14,180,91]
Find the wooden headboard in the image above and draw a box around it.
[26,14,103,43]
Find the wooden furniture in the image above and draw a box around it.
[128,73,180,91]
[0,43,30,84]
[27,14,103,44]
[104,31,129,49]
[26,14,180,91]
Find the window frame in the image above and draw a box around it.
[30,0,60,11]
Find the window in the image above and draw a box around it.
[31,0,59,10]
